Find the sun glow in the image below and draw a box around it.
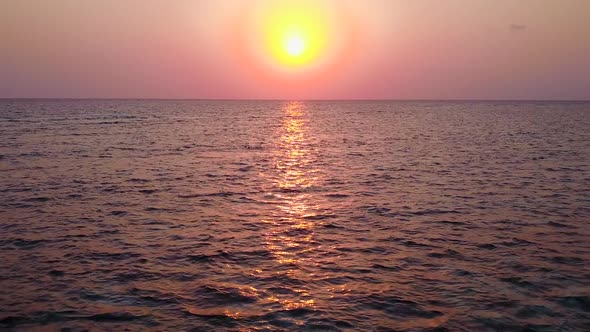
[260,2,330,68]
[285,35,305,57]
[232,0,357,78]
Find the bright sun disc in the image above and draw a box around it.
[285,36,305,57]
[237,0,355,73]
[258,1,331,68]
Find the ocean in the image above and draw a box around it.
[1,99,589,331]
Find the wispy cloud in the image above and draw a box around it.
[509,24,527,32]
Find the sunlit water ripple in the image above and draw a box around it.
[1,100,589,331]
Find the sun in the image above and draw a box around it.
[235,0,354,74]
[269,23,324,68]
[285,35,305,57]
[258,1,330,69]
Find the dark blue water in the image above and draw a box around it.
[1,100,589,331]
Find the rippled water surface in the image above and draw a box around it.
[1,100,589,331]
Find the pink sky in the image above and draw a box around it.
[1,0,589,100]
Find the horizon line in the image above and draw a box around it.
[1,98,590,102]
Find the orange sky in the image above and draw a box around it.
[1,0,589,99]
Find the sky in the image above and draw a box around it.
[1,0,589,100]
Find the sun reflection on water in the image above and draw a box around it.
[274,102,318,190]
[262,101,320,311]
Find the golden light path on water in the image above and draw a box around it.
[262,102,319,311]
[183,102,324,321]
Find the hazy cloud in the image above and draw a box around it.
[509,24,527,32]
